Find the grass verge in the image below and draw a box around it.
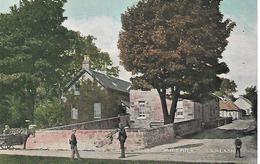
[0,154,233,164]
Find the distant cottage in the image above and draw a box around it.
[219,99,242,120]
[234,96,252,116]
[62,56,131,123]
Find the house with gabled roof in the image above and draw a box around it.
[62,56,131,123]
[219,99,242,120]
[234,96,252,116]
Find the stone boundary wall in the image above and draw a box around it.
[27,129,144,151]
[27,124,174,151]
[174,119,201,137]
[173,118,233,137]
[143,124,174,147]
[41,115,129,131]
[26,118,232,151]
[217,117,232,127]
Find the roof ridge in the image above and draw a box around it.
[219,99,239,110]
[239,96,252,105]
[63,69,131,93]
[92,70,131,84]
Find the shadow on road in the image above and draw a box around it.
[125,154,140,158]
[168,143,204,149]
[185,128,255,139]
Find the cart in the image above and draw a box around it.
[0,133,24,150]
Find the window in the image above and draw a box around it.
[94,103,101,119]
[71,108,78,120]
[74,82,80,95]
[177,111,183,116]
[175,110,184,118]
[138,101,146,118]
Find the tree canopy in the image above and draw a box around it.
[118,0,235,124]
[214,78,237,100]
[0,0,118,126]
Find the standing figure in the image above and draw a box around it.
[3,125,10,135]
[235,137,242,158]
[23,120,31,149]
[23,132,30,149]
[69,129,81,160]
[118,123,127,158]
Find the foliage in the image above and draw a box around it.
[118,0,235,123]
[214,78,237,100]
[65,80,126,122]
[243,86,257,120]
[70,35,119,77]
[0,104,9,128]
[243,86,257,102]
[34,98,70,128]
[0,0,75,120]
[0,94,29,128]
[0,0,118,125]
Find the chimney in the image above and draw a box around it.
[82,55,90,71]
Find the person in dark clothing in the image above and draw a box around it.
[118,123,127,158]
[235,137,242,158]
[118,103,126,115]
[23,133,30,149]
[23,121,31,149]
[70,129,80,160]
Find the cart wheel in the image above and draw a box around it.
[8,145,14,150]
[0,143,8,150]
[6,144,12,150]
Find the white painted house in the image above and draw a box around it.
[219,100,242,120]
[234,96,252,116]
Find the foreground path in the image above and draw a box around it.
[0,120,256,164]
[217,119,255,131]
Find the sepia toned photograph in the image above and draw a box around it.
[0,0,257,163]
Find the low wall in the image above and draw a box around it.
[27,118,230,151]
[27,129,144,151]
[27,124,174,151]
[42,115,129,130]
[217,117,232,127]
[143,124,174,147]
[174,119,201,137]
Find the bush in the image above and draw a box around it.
[0,94,28,128]
[34,98,70,128]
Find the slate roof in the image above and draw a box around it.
[63,69,131,93]
[219,100,239,111]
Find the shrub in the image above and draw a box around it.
[34,98,70,128]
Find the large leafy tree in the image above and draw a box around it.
[118,0,235,124]
[0,0,118,123]
[70,35,119,77]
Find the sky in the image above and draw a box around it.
[0,0,257,96]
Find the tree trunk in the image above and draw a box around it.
[157,88,171,124]
[169,87,180,124]
[30,88,36,122]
